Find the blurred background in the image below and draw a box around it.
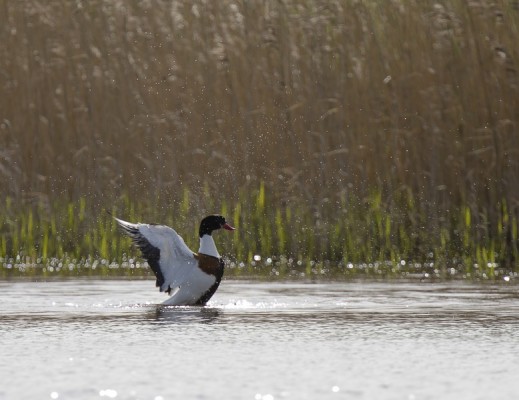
[1,1,518,273]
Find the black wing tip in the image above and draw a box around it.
[113,217,139,237]
[114,222,166,290]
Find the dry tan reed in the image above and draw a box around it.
[0,0,518,264]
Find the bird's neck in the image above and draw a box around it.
[199,234,220,258]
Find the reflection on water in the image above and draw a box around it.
[153,306,221,324]
[0,279,518,400]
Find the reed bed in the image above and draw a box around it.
[1,1,519,277]
[1,184,517,280]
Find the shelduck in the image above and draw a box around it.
[115,215,235,306]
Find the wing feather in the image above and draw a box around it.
[115,218,196,292]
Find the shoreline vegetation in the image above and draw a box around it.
[1,1,519,279]
[1,184,518,281]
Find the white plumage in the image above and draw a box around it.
[115,215,234,306]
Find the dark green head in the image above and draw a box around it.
[199,215,235,237]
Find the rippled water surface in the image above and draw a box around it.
[1,279,518,400]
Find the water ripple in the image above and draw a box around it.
[1,280,518,399]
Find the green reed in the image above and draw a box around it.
[1,183,517,280]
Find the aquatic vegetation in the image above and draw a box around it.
[0,184,518,280]
[0,2,518,278]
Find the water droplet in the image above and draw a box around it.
[255,394,274,400]
[99,389,118,398]
[332,386,340,393]
[50,392,59,399]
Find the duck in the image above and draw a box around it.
[114,214,235,306]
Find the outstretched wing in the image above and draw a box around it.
[115,217,197,293]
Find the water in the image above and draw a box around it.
[1,279,518,400]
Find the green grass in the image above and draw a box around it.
[1,183,517,280]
